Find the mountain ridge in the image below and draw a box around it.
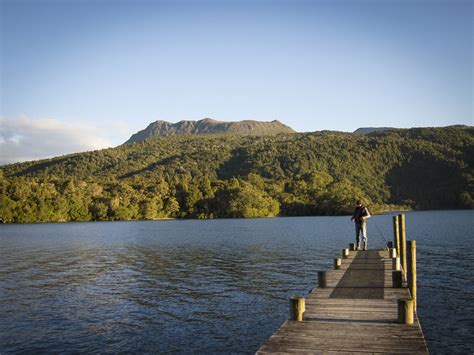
[353,125,471,135]
[125,118,296,143]
[354,127,394,135]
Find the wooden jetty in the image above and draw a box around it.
[257,214,429,354]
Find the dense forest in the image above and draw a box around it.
[0,127,472,223]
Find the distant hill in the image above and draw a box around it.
[1,126,472,223]
[354,125,471,135]
[125,118,296,143]
[354,127,394,135]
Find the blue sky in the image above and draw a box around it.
[0,0,472,163]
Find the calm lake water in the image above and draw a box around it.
[1,211,473,354]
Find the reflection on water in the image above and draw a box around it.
[0,212,473,353]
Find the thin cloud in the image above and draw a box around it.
[0,116,112,165]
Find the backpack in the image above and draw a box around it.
[359,206,371,221]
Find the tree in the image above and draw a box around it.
[89,199,109,220]
[222,181,280,218]
[319,179,371,215]
[0,195,16,223]
[164,197,180,217]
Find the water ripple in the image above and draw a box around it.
[1,212,473,353]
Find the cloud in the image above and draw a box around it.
[0,116,113,165]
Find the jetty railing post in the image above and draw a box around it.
[342,248,349,259]
[407,240,417,311]
[290,297,305,321]
[318,271,327,288]
[392,270,403,287]
[392,256,400,271]
[399,214,407,277]
[393,215,400,256]
[398,299,414,325]
[349,243,355,251]
[334,258,342,270]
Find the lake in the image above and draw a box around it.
[1,211,473,354]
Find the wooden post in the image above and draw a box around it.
[390,248,397,258]
[407,240,417,311]
[290,297,305,321]
[318,271,327,288]
[334,258,342,270]
[393,215,400,256]
[349,243,355,251]
[342,248,349,259]
[392,270,403,287]
[399,214,407,276]
[397,299,414,325]
[392,256,400,271]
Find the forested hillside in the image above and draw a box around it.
[0,127,472,223]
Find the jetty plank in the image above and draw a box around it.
[257,249,428,354]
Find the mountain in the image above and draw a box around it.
[354,125,470,135]
[1,126,472,223]
[354,127,394,135]
[125,118,296,143]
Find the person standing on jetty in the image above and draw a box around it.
[351,200,371,250]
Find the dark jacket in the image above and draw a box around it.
[352,205,370,224]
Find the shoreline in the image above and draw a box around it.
[2,208,474,225]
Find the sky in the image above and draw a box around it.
[0,0,473,164]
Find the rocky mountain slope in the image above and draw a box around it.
[125,118,295,143]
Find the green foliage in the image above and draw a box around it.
[0,127,472,223]
[319,179,371,215]
[214,179,280,218]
